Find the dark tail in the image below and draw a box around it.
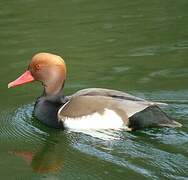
[128,105,182,130]
[158,120,182,128]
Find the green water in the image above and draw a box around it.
[0,0,188,179]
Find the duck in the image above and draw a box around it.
[8,52,182,131]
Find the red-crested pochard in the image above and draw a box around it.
[8,52,182,130]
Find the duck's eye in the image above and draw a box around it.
[35,64,41,71]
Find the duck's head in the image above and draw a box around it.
[8,52,67,95]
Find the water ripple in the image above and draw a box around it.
[69,128,188,179]
[0,103,48,143]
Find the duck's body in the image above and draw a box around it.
[8,53,182,131]
[34,88,181,131]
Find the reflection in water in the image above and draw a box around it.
[9,133,65,173]
[3,104,65,173]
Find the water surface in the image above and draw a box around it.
[0,0,188,179]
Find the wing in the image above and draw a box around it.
[58,95,150,124]
[68,88,167,106]
[69,88,145,101]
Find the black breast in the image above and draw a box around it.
[34,97,65,129]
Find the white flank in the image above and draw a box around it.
[63,108,125,130]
